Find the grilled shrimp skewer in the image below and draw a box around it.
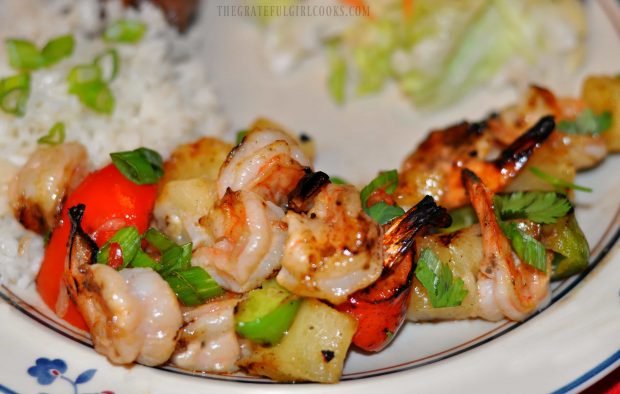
[64,205,182,365]
[462,170,551,321]
[396,116,555,209]
[408,170,551,322]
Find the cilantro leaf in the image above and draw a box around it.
[494,192,572,224]
[235,129,248,145]
[498,221,547,272]
[366,201,405,225]
[557,109,612,135]
[415,248,468,308]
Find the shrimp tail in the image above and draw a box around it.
[383,195,452,269]
[493,115,555,177]
[64,204,98,302]
[336,195,451,352]
[287,170,330,213]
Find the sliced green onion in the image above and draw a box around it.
[41,34,74,66]
[0,73,30,116]
[163,266,224,306]
[110,147,163,185]
[529,167,592,193]
[94,48,120,83]
[159,242,192,276]
[235,129,248,145]
[5,39,44,70]
[67,64,101,87]
[37,122,65,145]
[96,226,141,269]
[103,19,147,43]
[144,227,176,252]
[128,250,160,270]
[73,81,115,114]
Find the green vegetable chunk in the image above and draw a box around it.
[235,129,248,145]
[104,20,147,43]
[366,201,405,225]
[37,122,66,145]
[110,147,164,185]
[235,279,301,345]
[163,266,224,306]
[0,73,30,116]
[541,214,590,280]
[96,226,141,268]
[329,176,348,185]
[415,248,468,308]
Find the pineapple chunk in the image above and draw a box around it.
[581,76,620,151]
[238,298,357,383]
[161,137,232,187]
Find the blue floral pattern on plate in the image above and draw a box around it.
[1,357,113,394]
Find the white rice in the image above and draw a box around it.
[0,0,227,287]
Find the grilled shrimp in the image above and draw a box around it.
[463,170,550,321]
[193,189,287,293]
[218,128,311,207]
[65,205,182,365]
[277,173,383,305]
[9,142,88,234]
[396,116,555,209]
[490,85,607,170]
[408,171,551,322]
[172,298,241,372]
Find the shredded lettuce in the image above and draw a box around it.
[323,0,585,107]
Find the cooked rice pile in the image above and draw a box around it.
[0,0,227,287]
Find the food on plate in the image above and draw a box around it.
[396,82,615,208]
[260,0,586,107]
[0,0,617,385]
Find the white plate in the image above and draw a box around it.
[2,1,620,393]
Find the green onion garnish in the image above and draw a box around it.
[128,250,160,270]
[6,35,74,70]
[103,20,147,43]
[159,242,192,276]
[41,35,74,66]
[163,266,224,306]
[94,49,120,83]
[110,147,164,185]
[67,64,101,87]
[144,227,177,252]
[529,167,592,193]
[0,73,30,116]
[37,122,65,145]
[96,226,141,269]
[5,39,44,70]
[235,129,248,145]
